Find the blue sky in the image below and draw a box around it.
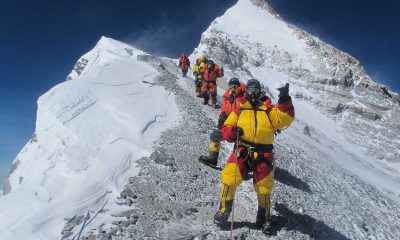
[0,0,399,183]
[268,0,400,93]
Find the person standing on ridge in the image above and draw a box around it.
[198,77,246,168]
[213,80,294,234]
[200,60,224,108]
[192,56,207,97]
[178,52,190,77]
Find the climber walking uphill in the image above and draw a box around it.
[200,60,224,108]
[192,56,207,97]
[178,52,190,77]
[213,80,295,234]
[199,78,274,169]
[198,77,246,168]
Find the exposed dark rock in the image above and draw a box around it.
[137,54,159,63]
[30,132,38,143]
[381,87,392,98]
[250,0,279,16]
[18,176,23,185]
[124,48,134,56]
[120,187,135,199]
[2,159,21,194]
[62,214,84,233]
[348,105,381,120]
[111,209,138,218]
[61,230,73,239]
[73,58,89,76]
[303,125,311,137]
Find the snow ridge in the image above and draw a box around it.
[0,37,179,239]
[1,0,400,239]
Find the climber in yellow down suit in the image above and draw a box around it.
[214,79,295,234]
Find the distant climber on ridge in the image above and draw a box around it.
[199,60,224,108]
[213,80,295,234]
[198,77,246,168]
[178,52,190,77]
[192,55,207,97]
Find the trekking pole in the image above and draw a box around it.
[230,131,240,239]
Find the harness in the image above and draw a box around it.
[236,105,275,173]
[235,142,274,173]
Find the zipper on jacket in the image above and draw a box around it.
[253,108,258,140]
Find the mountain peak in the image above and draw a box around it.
[249,0,279,16]
[1,1,400,239]
[66,36,145,81]
[193,0,400,190]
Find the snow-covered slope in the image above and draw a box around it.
[0,37,179,239]
[1,0,400,239]
[193,0,400,198]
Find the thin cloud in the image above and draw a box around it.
[124,20,194,58]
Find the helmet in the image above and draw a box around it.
[199,56,206,63]
[246,79,262,106]
[229,77,240,88]
[207,60,214,65]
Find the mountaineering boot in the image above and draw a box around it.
[203,92,210,105]
[203,96,209,105]
[214,200,233,225]
[214,210,230,225]
[211,95,217,108]
[260,222,272,234]
[256,204,272,234]
[199,151,219,167]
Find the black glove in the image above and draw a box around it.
[277,83,289,98]
[232,126,244,136]
[277,83,290,103]
[229,93,235,103]
[217,112,228,129]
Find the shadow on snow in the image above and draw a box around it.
[218,203,350,240]
[270,203,351,240]
[274,166,312,194]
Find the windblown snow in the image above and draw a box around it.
[1,0,399,239]
[0,37,179,239]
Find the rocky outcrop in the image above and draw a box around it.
[347,104,381,120]
[61,215,85,239]
[1,159,21,195]
[303,125,311,136]
[250,0,280,17]
[66,58,88,80]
